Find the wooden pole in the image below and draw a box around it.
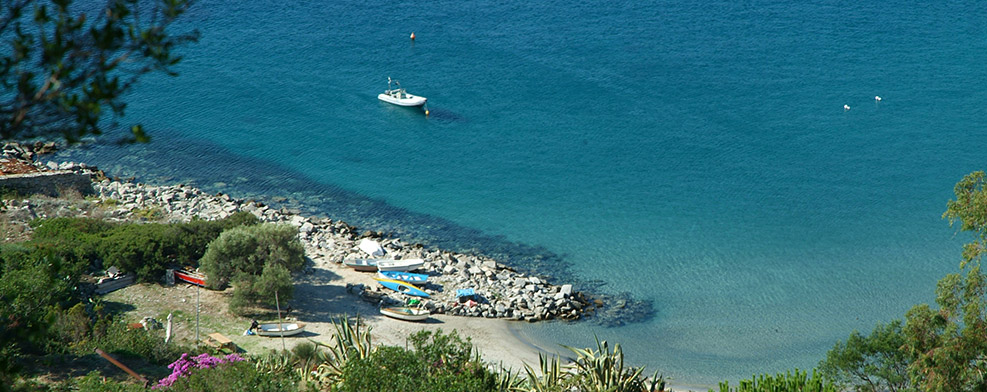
[95,348,148,386]
[195,283,200,344]
[275,290,285,352]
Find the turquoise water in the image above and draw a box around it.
[55,0,987,386]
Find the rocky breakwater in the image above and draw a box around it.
[45,160,593,322]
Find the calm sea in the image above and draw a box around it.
[54,0,987,387]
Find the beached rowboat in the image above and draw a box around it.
[376,258,425,272]
[255,322,306,337]
[380,306,430,322]
[374,278,430,298]
[343,258,380,272]
[377,270,428,285]
[174,269,206,287]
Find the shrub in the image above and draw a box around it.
[159,356,296,392]
[338,345,498,392]
[715,369,836,392]
[199,223,303,290]
[818,320,912,392]
[73,371,147,392]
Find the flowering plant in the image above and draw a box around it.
[153,352,245,389]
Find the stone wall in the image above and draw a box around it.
[0,171,94,197]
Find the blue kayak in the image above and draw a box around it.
[374,278,430,298]
[378,271,428,285]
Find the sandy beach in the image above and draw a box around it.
[243,250,548,372]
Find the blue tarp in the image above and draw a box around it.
[456,288,475,298]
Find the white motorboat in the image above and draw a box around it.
[378,77,427,107]
[380,306,430,322]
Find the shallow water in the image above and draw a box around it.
[54,0,987,385]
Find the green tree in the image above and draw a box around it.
[819,320,913,392]
[200,223,304,289]
[0,0,197,143]
[903,171,987,392]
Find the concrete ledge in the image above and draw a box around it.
[0,170,94,197]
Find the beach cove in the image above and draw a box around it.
[39,0,987,386]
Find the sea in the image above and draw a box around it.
[51,0,987,388]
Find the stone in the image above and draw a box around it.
[560,284,573,296]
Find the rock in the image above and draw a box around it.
[300,222,314,233]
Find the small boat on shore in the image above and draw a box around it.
[380,306,430,322]
[375,278,430,298]
[378,270,428,285]
[376,258,425,272]
[174,269,207,287]
[378,77,427,107]
[255,322,306,337]
[344,258,380,272]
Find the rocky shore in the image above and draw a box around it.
[2,142,594,322]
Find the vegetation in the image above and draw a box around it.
[818,320,912,392]
[0,0,197,143]
[197,223,304,313]
[716,369,836,392]
[902,170,987,392]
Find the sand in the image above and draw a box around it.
[244,252,548,372]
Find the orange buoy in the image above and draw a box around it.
[410,32,416,40]
[425,109,430,116]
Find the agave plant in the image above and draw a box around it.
[563,337,665,392]
[495,363,529,391]
[253,349,293,375]
[307,316,375,389]
[522,353,572,392]
[290,342,320,381]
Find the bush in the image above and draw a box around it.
[73,371,147,392]
[336,330,498,392]
[715,369,836,392]
[161,357,297,392]
[199,223,303,290]
[818,320,912,392]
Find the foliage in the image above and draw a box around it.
[336,331,499,392]
[199,223,305,289]
[308,316,375,390]
[0,253,75,350]
[159,357,295,392]
[818,320,914,392]
[715,369,836,392]
[522,353,570,392]
[563,337,665,392]
[153,352,245,389]
[903,170,987,392]
[24,213,258,283]
[0,0,198,143]
[73,371,147,392]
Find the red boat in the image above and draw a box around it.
[174,270,207,287]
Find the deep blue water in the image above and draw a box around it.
[53,0,987,386]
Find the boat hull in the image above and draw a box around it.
[375,278,430,298]
[376,258,425,272]
[344,258,379,272]
[378,93,427,107]
[256,322,306,337]
[380,307,430,321]
[175,270,206,287]
[378,271,428,285]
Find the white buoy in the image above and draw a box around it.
[844,104,851,111]
[874,95,882,101]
